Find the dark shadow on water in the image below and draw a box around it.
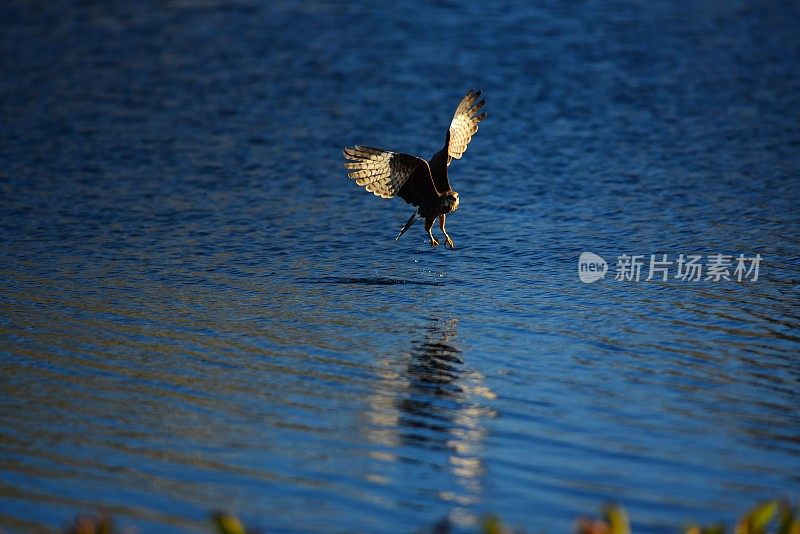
[297,276,444,286]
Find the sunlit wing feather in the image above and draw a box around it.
[343,146,427,199]
[447,89,487,165]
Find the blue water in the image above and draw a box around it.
[1,1,799,532]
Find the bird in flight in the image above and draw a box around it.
[343,89,487,249]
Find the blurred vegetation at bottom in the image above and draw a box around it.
[46,499,800,534]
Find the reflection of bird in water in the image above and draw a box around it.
[362,317,496,527]
[398,319,465,448]
[344,90,487,249]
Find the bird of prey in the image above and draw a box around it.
[343,89,487,249]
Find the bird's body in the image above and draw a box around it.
[344,89,486,249]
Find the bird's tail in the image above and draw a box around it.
[395,211,420,241]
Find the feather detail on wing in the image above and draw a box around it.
[343,146,439,207]
[343,146,425,198]
[447,89,487,165]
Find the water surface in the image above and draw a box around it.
[1,1,799,532]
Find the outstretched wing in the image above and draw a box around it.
[343,145,438,207]
[446,88,487,165]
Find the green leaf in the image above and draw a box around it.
[777,501,800,534]
[737,501,778,534]
[481,514,504,534]
[211,512,246,534]
[604,505,630,534]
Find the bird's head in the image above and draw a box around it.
[444,190,460,212]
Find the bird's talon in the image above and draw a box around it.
[430,238,440,248]
[445,237,455,249]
